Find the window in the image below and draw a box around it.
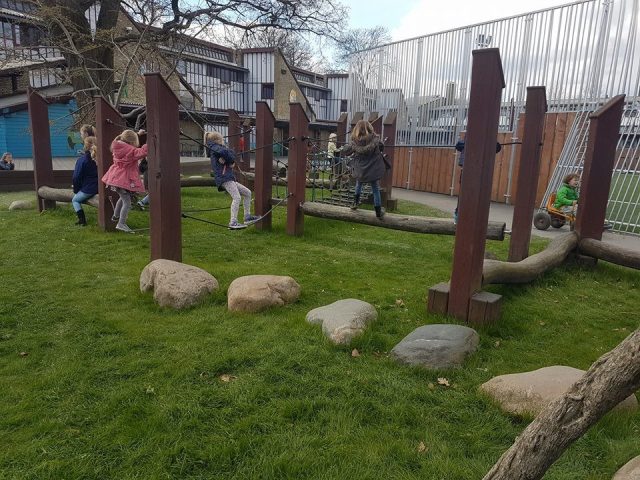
[19,25,42,47]
[261,83,274,99]
[340,99,348,113]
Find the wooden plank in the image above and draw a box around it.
[509,113,526,204]
[287,103,309,236]
[425,148,435,192]
[27,88,55,212]
[255,101,275,231]
[427,282,450,315]
[536,112,558,205]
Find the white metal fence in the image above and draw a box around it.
[349,0,640,233]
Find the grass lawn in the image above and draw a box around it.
[0,187,639,479]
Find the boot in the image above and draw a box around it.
[375,206,385,218]
[75,209,87,226]
[350,194,360,210]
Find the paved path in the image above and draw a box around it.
[394,189,640,251]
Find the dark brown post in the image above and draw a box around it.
[508,87,548,262]
[287,102,309,236]
[27,88,55,212]
[447,49,505,322]
[371,115,383,136]
[368,112,379,123]
[255,101,275,231]
[95,97,123,231]
[242,118,252,172]
[336,112,348,145]
[145,73,182,262]
[350,112,364,131]
[574,95,625,241]
[382,111,398,211]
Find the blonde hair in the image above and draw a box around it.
[83,136,97,161]
[204,131,224,145]
[90,145,98,161]
[351,120,374,142]
[80,124,95,138]
[112,129,140,149]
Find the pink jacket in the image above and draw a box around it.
[101,141,148,193]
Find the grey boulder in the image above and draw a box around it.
[306,299,377,345]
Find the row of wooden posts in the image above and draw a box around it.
[27,49,627,326]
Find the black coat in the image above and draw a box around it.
[342,134,385,183]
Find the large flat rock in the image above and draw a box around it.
[228,275,300,313]
[306,299,377,345]
[480,365,638,416]
[613,456,640,479]
[390,324,479,369]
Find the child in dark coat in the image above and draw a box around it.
[342,120,386,218]
[71,136,98,226]
[205,131,260,228]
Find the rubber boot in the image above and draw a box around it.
[350,194,360,210]
[75,209,87,226]
[375,206,385,218]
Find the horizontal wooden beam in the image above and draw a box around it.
[301,202,505,240]
[482,232,578,285]
[579,238,640,270]
[38,186,99,208]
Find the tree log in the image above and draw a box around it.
[180,174,330,189]
[301,202,506,240]
[38,186,99,208]
[180,177,216,187]
[482,232,578,285]
[483,327,640,480]
[578,238,640,270]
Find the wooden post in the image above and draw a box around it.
[382,111,398,211]
[350,112,364,131]
[95,96,123,231]
[242,118,252,172]
[255,101,275,231]
[368,112,379,123]
[574,95,625,241]
[145,73,182,262]
[27,88,55,212]
[508,87,548,262]
[447,49,505,323]
[287,102,309,236]
[336,112,348,145]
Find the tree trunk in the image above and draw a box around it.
[482,232,578,285]
[301,202,506,240]
[579,238,640,270]
[38,186,99,207]
[483,327,640,480]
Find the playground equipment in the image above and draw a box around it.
[533,192,576,231]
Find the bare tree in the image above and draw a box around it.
[329,26,392,73]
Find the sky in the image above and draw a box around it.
[345,0,578,41]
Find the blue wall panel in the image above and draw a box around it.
[0,100,79,158]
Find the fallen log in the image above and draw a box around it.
[482,231,578,285]
[180,174,333,189]
[301,202,506,240]
[578,238,640,270]
[180,176,216,187]
[38,186,99,208]
[483,327,640,480]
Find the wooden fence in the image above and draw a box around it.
[392,112,577,206]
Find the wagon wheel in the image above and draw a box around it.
[533,211,551,230]
[550,217,566,229]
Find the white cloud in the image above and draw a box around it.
[391,0,573,41]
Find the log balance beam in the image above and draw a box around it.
[301,202,506,240]
[38,186,99,208]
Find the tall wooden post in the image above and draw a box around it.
[242,118,252,171]
[447,49,505,323]
[574,95,625,241]
[350,112,364,132]
[95,97,123,231]
[145,73,182,262]
[287,102,309,236]
[255,101,275,231]
[508,87,548,262]
[27,88,55,212]
[382,111,397,211]
[336,112,348,145]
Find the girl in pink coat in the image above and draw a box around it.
[102,129,148,233]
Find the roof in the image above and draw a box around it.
[0,84,73,109]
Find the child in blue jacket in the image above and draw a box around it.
[71,136,98,226]
[205,131,260,228]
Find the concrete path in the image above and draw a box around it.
[394,189,640,251]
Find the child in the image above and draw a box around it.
[101,129,148,233]
[554,172,579,214]
[71,136,98,226]
[136,158,150,209]
[205,131,260,228]
[80,124,95,140]
[342,120,386,218]
[0,152,14,170]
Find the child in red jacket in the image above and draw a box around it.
[102,129,148,233]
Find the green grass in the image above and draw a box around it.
[0,188,639,479]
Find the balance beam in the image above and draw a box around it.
[301,202,506,240]
[38,186,99,208]
[579,238,640,270]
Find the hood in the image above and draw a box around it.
[351,133,380,155]
[111,140,136,159]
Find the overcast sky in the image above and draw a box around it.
[346,0,578,40]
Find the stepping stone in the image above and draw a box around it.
[390,324,479,369]
[613,456,640,479]
[9,200,33,210]
[306,299,377,345]
[140,259,218,309]
[228,275,300,313]
[480,366,638,416]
